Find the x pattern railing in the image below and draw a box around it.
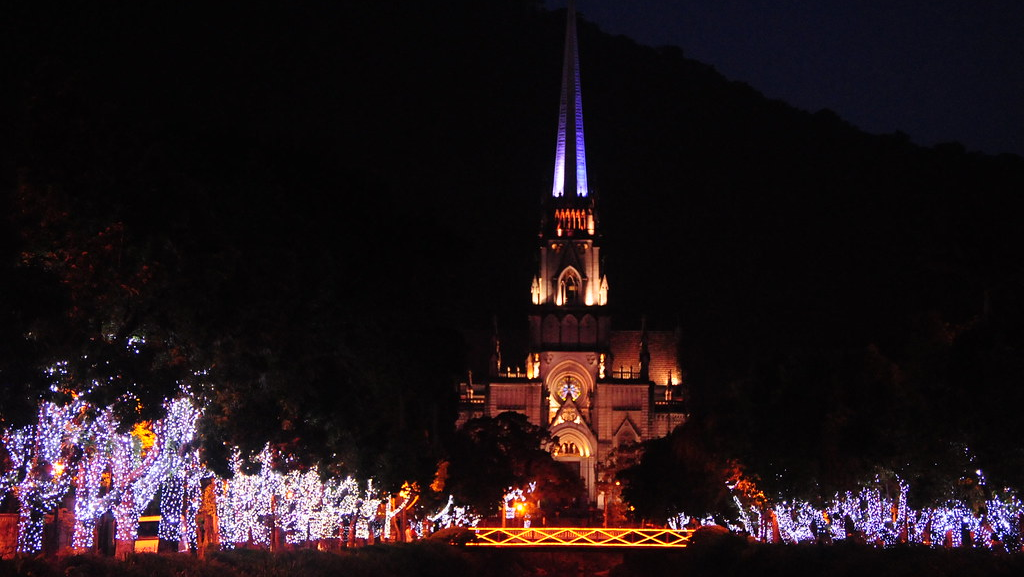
[470,527,693,548]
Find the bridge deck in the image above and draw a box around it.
[469,527,693,548]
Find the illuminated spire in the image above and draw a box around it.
[551,0,589,198]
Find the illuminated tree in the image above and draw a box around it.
[70,409,118,550]
[9,401,84,553]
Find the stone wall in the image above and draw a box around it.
[0,510,78,558]
[0,514,18,559]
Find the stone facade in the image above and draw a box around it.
[457,322,686,502]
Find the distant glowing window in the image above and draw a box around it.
[566,276,579,304]
[559,269,581,306]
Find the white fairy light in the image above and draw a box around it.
[71,410,118,549]
[665,469,1024,550]
[11,401,83,553]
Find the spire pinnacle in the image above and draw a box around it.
[551,0,589,199]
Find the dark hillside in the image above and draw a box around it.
[5,0,1024,455]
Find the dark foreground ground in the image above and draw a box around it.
[4,535,1024,577]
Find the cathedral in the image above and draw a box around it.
[456,2,686,504]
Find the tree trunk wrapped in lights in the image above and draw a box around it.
[11,402,82,554]
[71,411,118,551]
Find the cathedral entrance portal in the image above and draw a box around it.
[549,422,597,502]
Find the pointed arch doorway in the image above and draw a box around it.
[549,421,597,503]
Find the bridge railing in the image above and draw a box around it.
[469,527,693,548]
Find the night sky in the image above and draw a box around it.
[548,0,1024,157]
[5,1,1023,362]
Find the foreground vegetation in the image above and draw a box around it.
[4,538,1024,577]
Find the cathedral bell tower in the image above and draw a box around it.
[527,0,608,500]
[532,0,607,313]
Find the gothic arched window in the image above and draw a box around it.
[559,268,582,306]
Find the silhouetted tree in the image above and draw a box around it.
[441,412,583,516]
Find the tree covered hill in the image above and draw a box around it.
[4,0,1024,487]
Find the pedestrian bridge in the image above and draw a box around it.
[469,527,693,548]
